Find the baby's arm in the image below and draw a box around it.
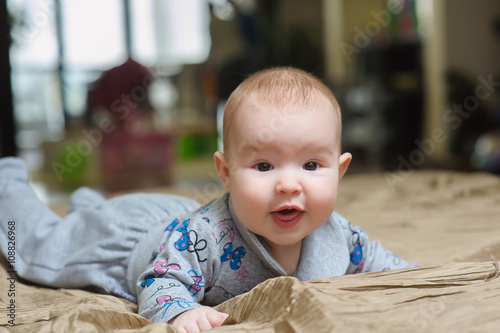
[136,212,228,328]
[136,250,203,322]
[334,213,418,273]
[137,260,228,330]
[169,306,228,333]
[137,256,229,332]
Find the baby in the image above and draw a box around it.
[0,67,414,333]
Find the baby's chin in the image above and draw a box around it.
[258,233,306,249]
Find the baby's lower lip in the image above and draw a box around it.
[271,210,303,228]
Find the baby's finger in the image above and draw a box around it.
[179,321,201,333]
[207,310,229,327]
[196,315,215,332]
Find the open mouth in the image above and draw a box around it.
[279,208,297,215]
[271,207,304,227]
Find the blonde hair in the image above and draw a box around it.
[222,67,342,154]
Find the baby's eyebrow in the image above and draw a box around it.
[236,143,261,155]
[237,141,337,158]
[306,144,338,154]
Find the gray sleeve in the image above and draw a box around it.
[333,213,418,274]
[136,214,220,323]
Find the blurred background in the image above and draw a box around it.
[1,0,500,202]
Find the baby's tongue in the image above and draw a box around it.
[274,209,299,221]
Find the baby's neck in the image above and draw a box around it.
[268,242,302,276]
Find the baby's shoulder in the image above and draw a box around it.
[329,212,369,244]
[170,194,232,232]
[327,211,352,232]
[326,212,364,239]
[331,211,349,225]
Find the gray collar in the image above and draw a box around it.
[226,193,350,280]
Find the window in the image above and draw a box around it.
[8,0,211,157]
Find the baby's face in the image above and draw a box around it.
[218,97,351,253]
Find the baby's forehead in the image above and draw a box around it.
[234,94,339,125]
[230,101,340,146]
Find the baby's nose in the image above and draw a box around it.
[275,171,302,194]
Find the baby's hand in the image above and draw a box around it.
[169,306,229,333]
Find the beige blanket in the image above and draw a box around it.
[2,170,500,332]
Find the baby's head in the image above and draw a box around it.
[215,67,351,257]
[221,67,342,158]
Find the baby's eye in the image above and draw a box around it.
[303,161,319,171]
[255,162,273,172]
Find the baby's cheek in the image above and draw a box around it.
[232,184,266,216]
[310,186,337,216]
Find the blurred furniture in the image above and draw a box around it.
[343,40,423,169]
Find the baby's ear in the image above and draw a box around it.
[338,152,352,180]
[214,151,231,192]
